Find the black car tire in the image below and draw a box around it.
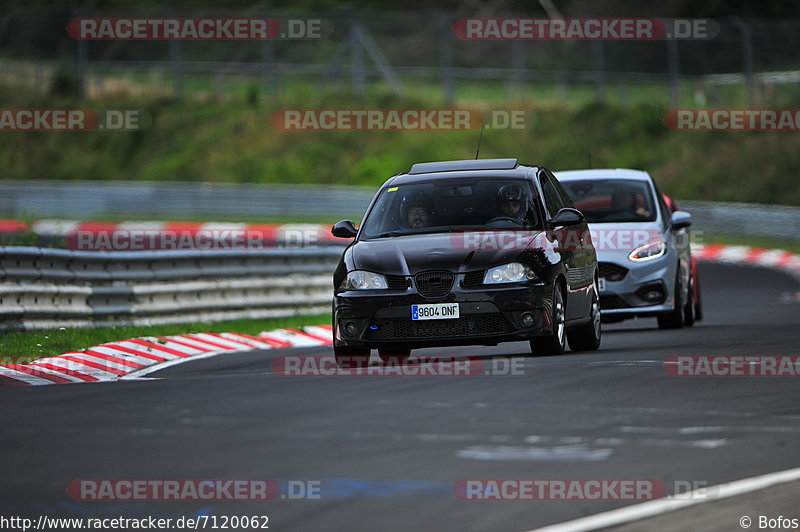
[657,271,684,329]
[334,345,371,368]
[693,268,704,321]
[683,273,695,327]
[378,345,411,365]
[567,280,602,351]
[531,283,567,356]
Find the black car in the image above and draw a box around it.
[330,158,601,368]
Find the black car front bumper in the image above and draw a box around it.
[333,282,551,349]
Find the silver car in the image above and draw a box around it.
[556,169,696,329]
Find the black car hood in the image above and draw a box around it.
[350,231,547,275]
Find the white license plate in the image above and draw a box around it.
[411,303,460,320]
[598,278,607,292]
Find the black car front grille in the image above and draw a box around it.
[365,314,509,340]
[462,270,485,288]
[386,274,409,290]
[414,271,454,297]
[598,262,629,281]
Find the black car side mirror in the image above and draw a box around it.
[670,210,692,230]
[550,208,584,227]
[332,220,358,238]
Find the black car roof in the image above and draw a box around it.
[388,159,538,186]
[408,158,518,174]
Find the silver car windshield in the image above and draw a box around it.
[360,178,543,238]
[562,179,657,223]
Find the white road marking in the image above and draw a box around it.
[456,444,613,462]
[528,466,800,532]
[121,350,243,380]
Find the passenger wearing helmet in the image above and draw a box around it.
[496,184,529,222]
[400,191,434,229]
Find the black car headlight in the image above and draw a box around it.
[483,262,538,284]
[340,270,388,290]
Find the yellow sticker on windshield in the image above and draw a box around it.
[387,187,398,192]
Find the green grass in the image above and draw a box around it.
[0,313,330,365]
[2,81,800,208]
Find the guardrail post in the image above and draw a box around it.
[261,10,275,95]
[511,39,526,97]
[667,39,681,107]
[437,12,455,107]
[731,16,755,107]
[75,9,88,98]
[170,39,182,98]
[591,40,606,102]
[349,15,366,96]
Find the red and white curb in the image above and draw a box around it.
[0,325,333,386]
[693,243,800,273]
[692,243,800,292]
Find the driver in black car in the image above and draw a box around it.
[496,184,528,222]
[400,191,434,229]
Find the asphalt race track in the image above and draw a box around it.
[2,262,799,532]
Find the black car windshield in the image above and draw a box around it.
[561,179,657,223]
[360,178,543,238]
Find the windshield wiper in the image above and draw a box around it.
[372,231,409,238]
[372,229,448,238]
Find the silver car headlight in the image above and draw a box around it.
[483,262,538,284]
[341,270,388,290]
[629,241,666,262]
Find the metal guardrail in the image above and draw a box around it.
[0,247,343,330]
[0,180,375,220]
[2,181,800,243]
[678,200,800,241]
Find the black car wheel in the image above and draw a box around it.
[683,273,695,327]
[657,270,684,329]
[378,345,411,365]
[334,345,371,368]
[693,266,703,321]
[567,279,602,351]
[531,283,566,356]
